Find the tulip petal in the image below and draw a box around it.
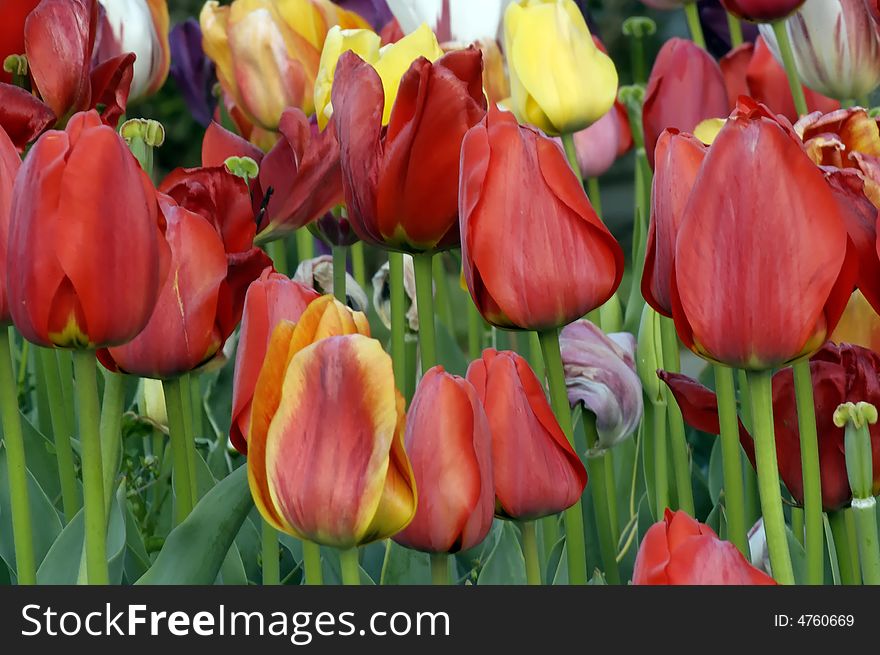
[0,125,21,322]
[202,120,265,167]
[89,51,136,127]
[0,82,55,150]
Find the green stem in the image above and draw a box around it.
[660,318,695,515]
[684,2,706,49]
[653,401,669,517]
[302,540,323,585]
[746,370,795,584]
[31,344,51,437]
[604,449,619,543]
[630,33,647,85]
[162,377,193,524]
[726,11,743,48]
[99,371,125,519]
[791,507,805,546]
[350,241,366,290]
[560,133,583,186]
[180,373,199,507]
[521,521,542,585]
[413,253,437,372]
[792,360,824,584]
[851,497,880,584]
[587,177,602,216]
[528,332,545,385]
[845,508,863,582]
[266,239,288,276]
[38,346,80,522]
[339,548,360,585]
[389,252,406,393]
[541,516,559,564]
[585,422,621,584]
[72,350,109,585]
[0,331,36,584]
[56,350,76,436]
[467,300,483,361]
[537,329,588,585]
[829,510,859,584]
[430,553,449,585]
[432,255,454,333]
[261,519,280,585]
[190,374,203,441]
[295,229,314,266]
[772,21,808,116]
[331,245,347,303]
[714,364,748,555]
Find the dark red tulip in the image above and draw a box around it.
[643,38,729,169]
[0,125,19,325]
[654,98,856,369]
[332,48,487,252]
[229,269,319,454]
[7,110,163,348]
[466,349,587,520]
[0,0,41,84]
[720,0,806,21]
[460,107,623,331]
[394,366,494,553]
[633,509,776,585]
[662,342,880,511]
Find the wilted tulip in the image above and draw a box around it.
[293,255,369,312]
[248,332,416,547]
[720,0,806,21]
[504,0,617,135]
[169,18,217,128]
[200,0,368,131]
[642,38,729,168]
[652,99,856,369]
[0,126,19,325]
[7,110,163,348]
[96,0,170,101]
[758,0,880,101]
[394,366,494,553]
[0,0,135,149]
[229,272,319,453]
[559,320,643,451]
[633,509,776,585]
[332,39,486,252]
[467,349,587,520]
[372,256,420,331]
[460,108,623,331]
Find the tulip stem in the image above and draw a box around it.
[430,554,449,585]
[72,350,109,585]
[162,377,194,524]
[179,373,199,507]
[585,418,622,585]
[267,239,288,276]
[57,350,76,438]
[653,401,670,518]
[829,510,860,585]
[37,346,80,522]
[521,522,542,585]
[339,548,360,585]
[0,330,36,585]
[528,333,545,385]
[852,498,880,584]
[468,301,483,361]
[351,242,367,289]
[792,360,825,584]
[683,2,706,50]
[261,519,280,585]
[660,318,695,515]
[99,371,126,519]
[713,364,748,556]
[746,370,795,584]
[433,255,454,334]
[726,12,744,48]
[771,21,808,117]
[560,134,584,186]
[332,245,347,304]
[537,329,589,585]
[587,177,602,216]
[295,229,314,266]
[413,253,437,372]
[302,541,323,585]
[389,252,407,393]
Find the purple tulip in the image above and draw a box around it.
[336,0,393,31]
[699,0,758,57]
[169,18,217,128]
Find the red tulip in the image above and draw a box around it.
[7,110,163,348]
[394,366,494,553]
[460,107,623,331]
[662,342,880,511]
[0,125,19,325]
[332,47,487,252]
[0,0,135,149]
[719,38,839,125]
[229,270,319,454]
[642,38,729,169]
[633,509,776,585]
[0,0,41,84]
[720,0,806,21]
[655,98,856,369]
[466,349,587,520]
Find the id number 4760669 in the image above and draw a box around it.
[773,615,855,628]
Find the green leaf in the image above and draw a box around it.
[378,540,431,585]
[545,536,565,585]
[786,525,808,585]
[217,543,248,585]
[21,413,64,505]
[551,544,568,585]
[436,322,468,377]
[123,502,151,583]
[477,521,526,585]
[136,465,253,585]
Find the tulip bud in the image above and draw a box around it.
[293,255,369,313]
[559,320,644,451]
[637,305,665,406]
[394,367,494,554]
[142,378,168,428]
[504,0,618,135]
[467,349,587,520]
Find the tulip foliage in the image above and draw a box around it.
[2,0,880,592]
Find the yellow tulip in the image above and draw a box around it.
[694,118,726,145]
[504,0,618,136]
[315,27,382,129]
